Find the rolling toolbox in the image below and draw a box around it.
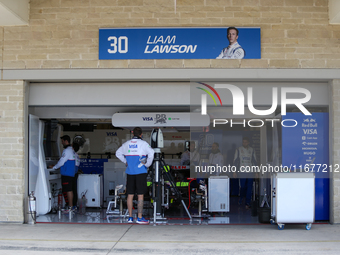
[271,172,315,230]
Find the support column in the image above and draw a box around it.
[330,79,340,223]
[0,80,25,223]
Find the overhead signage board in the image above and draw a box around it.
[99,27,261,60]
[112,113,210,127]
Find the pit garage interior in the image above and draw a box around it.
[27,80,331,226]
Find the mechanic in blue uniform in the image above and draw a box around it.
[233,137,257,209]
[216,27,245,59]
[116,127,154,224]
[51,135,76,212]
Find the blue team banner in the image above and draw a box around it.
[282,112,329,171]
[99,27,261,60]
[282,112,329,221]
[79,159,108,175]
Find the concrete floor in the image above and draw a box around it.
[36,196,261,225]
[0,222,339,254]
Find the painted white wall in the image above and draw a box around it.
[329,0,340,24]
[0,0,29,26]
[29,82,190,106]
[29,81,329,107]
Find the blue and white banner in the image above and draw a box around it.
[79,159,108,175]
[99,27,261,60]
[282,112,329,171]
[282,112,329,221]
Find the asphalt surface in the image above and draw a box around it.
[0,222,340,254]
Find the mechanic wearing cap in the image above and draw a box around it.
[51,135,77,212]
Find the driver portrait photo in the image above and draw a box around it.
[216,27,245,59]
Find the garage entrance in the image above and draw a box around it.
[27,81,330,224]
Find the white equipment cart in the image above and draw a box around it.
[271,172,315,230]
[208,176,230,213]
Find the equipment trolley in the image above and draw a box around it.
[271,172,315,230]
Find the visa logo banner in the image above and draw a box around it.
[99,27,261,60]
[143,117,153,121]
[106,132,117,136]
[129,144,138,149]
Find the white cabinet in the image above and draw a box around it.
[271,172,315,230]
[78,174,103,207]
[208,176,230,212]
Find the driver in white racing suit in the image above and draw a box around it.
[216,27,245,59]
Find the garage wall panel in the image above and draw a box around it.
[0,80,25,223]
[0,0,339,70]
[331,79,340,223]
[29,81,329,107]
[28,82,190,106]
